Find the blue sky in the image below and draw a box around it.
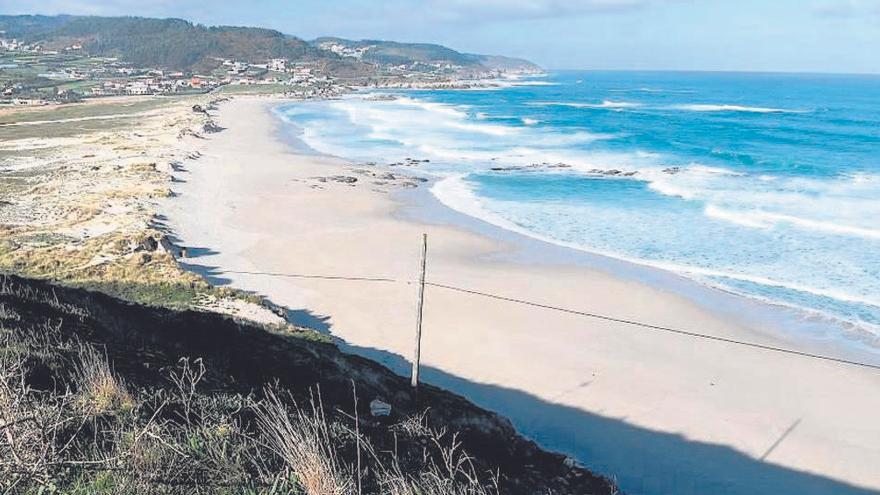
[2,0,880,73]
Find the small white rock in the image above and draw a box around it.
[370,399,392,417]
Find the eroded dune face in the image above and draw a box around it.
[0,273,616,495]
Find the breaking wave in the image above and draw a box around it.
[669,104,804,113]
[275,74,880,342]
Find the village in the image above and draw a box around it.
[0,34,346,106]
[1,28,524,108]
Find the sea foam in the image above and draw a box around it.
[670,104,802,113]
[276,72,880,339]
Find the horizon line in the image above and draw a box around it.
[546,68,880,77]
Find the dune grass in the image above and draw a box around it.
[0,315,500,494]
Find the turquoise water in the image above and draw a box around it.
[276,71,880,344]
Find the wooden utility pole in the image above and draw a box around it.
[411,233,428,389]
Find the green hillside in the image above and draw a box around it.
[314,36,541,72]
[0,15,335,73]
[0,15,539,77]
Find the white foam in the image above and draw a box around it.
[670,104,801,114]
[529,100,643,109]
[280,96,880,336]
[446,120,519,136]
[704,205,773,230]
[705,205,880,240]
[431,176,880,311]
[498,80,560,87]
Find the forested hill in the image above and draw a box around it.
[0,15,348,73]
[0,15,540,75]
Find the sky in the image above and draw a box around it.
[2,0,880,73]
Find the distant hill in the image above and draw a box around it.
[0,15,351,73]
[471,53,543,72]
[0,15,540,76]
[314,36,541,73]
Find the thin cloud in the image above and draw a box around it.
[812,0,880,18]
[0,0,202,18]
[423,0,652,22]
[0,0,667,24]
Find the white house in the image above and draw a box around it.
[268,58,288,72]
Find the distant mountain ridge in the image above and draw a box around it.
[0,15,540,75]
[313,36,541,73]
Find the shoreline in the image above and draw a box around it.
[403,178,880,357]
[162,96,880,494]
[272,96,880,359]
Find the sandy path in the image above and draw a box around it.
[163,97,880,495]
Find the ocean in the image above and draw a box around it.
[275,71,880,347]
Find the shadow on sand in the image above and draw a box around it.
[178,261,232,286]
[174,256,878,495]
[339,338,878,495]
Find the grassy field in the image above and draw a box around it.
[0,96,174,123]
[0,51,103,96]
[214,83,291,95]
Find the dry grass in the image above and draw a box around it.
[255,389,353,495]
[0,324,502,495]
[0,302,19,321]
[0,274,611,494]
[73,344,134,415]
[0,94,219,311]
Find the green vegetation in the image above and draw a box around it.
[1,15,538,80]
[0,96,171,124]
[313,37,540,73]
[0,15,329,73]
[214,83,291,95]
[0,50,110,101]
[70,279,204,307]
[315,37,476,66]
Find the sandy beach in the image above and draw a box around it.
[163,97,880,495]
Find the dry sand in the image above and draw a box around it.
[163,97,880,495]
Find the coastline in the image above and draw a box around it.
[397,172,880,357]
[162,96,880,494]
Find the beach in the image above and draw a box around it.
[163,97,880,495]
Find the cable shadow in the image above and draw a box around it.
[335,339,879,495]
[163,246,879,493]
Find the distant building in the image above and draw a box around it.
[126,81,149,95]
[12,98,47,106]
[268,58,288,72]
[227,62,248,75]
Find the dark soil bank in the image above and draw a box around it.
[0,274,615,494]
